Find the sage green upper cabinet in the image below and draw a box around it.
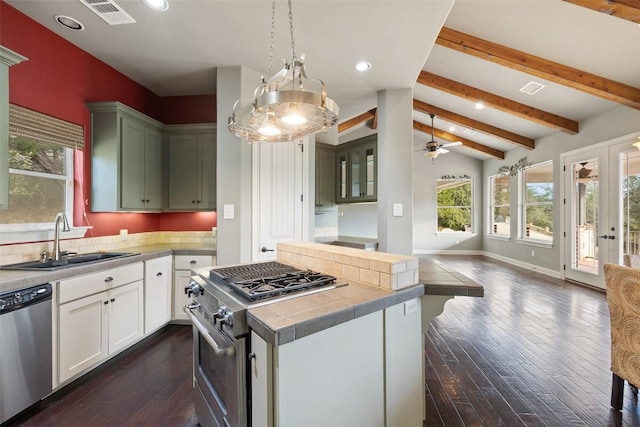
[166,124,216,211]
[315,143,336,211]
[335,135,377,204]
[0,46,28,211]
[88,102,164,212]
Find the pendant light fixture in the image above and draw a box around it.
[228,0,339,143]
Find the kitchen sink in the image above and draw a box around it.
[0,252,139,271]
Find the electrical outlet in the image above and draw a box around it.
[120,229,128,241]
[404,299,417,315]
[531,250,535,257]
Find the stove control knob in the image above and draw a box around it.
[184,281,203,297]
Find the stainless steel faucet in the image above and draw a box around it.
[53,212,71,261]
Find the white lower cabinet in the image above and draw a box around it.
[144,255,172,334]
[57,263,144,385]
[250,299,423,427]
[173,255,214,321]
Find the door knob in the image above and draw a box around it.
[261,246,275,253]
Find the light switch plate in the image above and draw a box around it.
[393,203,403,217]
[223,204,235,220]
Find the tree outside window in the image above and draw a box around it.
[489,174,510,237]
[0,134,72,225]
[521,161,553,243]
[437,179,472,233]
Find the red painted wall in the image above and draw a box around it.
[1,2,217,237]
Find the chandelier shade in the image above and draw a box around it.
[227,1,339,143]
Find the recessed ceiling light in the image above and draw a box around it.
[142,0,169,11]
[55,15,84,30]
[355,62,371,72]
[448,126,456,132]
[474,101,485,110]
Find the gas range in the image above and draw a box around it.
[188,261,344,338]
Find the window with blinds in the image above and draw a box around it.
[0,104,82,225]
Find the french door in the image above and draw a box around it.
[563,135,640,289]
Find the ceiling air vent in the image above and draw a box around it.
[78,0,136,25]
[519,81,545,95]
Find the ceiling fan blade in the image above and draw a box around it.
[437,148,450,154]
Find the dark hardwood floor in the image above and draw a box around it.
[5,255,639,426]
[425,255,640,427]
[5,325,197,427]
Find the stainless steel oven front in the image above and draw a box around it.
[185,301,248,427]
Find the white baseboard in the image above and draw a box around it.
[412,249,563,279]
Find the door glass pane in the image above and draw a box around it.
[351,152,361,198]
[572,160,599,274]
[622,149,640,256]
[365,148,375,196]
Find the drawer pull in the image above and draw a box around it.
[156,272,163,276]
[190,260,197,265]
[104,276,114,282]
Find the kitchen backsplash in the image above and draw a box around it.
[0,230,216,265]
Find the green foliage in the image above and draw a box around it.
[437,181,472,232]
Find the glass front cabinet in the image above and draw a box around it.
[335,135,377,204]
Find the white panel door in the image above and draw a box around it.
[108,281,144,354]
[253,140,305,261]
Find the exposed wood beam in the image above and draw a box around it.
[370,108,378,130]
[338,108,376,133]
[412,99,535,149]
[436,27,640,109]
[417,71,579,134]
[413,120,505,159]
[562,0,640,24]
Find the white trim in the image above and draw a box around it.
[481,251,562,279]
[516,238,553,249]
[435,232,476,237]
[486,234,510,242]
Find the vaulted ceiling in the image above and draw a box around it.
[5,0,640,160]
[340,1,640,159]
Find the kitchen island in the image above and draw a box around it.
[245,242,483,427]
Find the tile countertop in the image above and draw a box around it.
[0,244,215,293]
[418,257,484,297]
[248,256,483,346]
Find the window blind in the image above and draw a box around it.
[9,103,84,150]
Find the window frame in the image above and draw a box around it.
[518,160,554,247]
[435,178,474,235]
[488,174,511,240]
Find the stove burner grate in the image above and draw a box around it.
[229,271,337,301]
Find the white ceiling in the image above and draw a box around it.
[6,0,640,158]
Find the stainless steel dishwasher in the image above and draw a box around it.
[0,283,53,424]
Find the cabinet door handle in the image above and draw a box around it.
[104,301,109,305]
[105,276,114,282]
[156,272,163,276]
[110,298,115,302]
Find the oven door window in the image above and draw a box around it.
[198,331,235,412]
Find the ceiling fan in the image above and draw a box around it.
[414,113,462,163]
[576,161,597,182]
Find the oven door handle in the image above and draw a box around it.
[184,303,236,357]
